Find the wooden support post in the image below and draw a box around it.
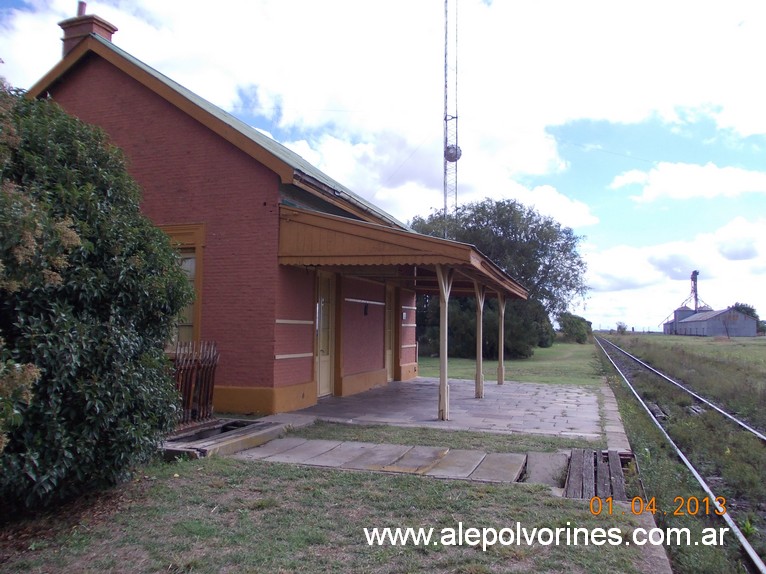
[436,264,453,420]
[474,281,486,399]
[497,292,506,385]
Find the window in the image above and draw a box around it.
[177,248,196,343]
[160,224,204,345]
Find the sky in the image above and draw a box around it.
[1,0,765,332]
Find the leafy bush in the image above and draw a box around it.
[416,296,554,359]
[0,86,192,509]
[557,312,592,344]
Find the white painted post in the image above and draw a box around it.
[497,292,506,385]
[436,264,453,420]
[474,281,486,398]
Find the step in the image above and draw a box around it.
[524,451,569,488]
[564,448,628,500]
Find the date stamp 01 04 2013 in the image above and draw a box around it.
[589,496,727,517]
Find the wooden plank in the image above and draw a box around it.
[608,450,628,501]
[596,453,611,497]
[565,448,584,498]
[582,449,596,500]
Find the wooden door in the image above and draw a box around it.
[385,285,395,382]
[316,272,335,397]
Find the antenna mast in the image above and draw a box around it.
[443,0,461,235]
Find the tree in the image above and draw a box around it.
[558,312,592,344]
[616,321,628,335]
[411,199,587,358]
[0,85,192,509]
[411,199,588,317]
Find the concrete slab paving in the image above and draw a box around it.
[425,449,487,479]
[303,441,379,467]
[601,383,632,453]
[296,378,604,439]
[230,437,307,460]
[469,452,526,483]
[381,446,449,474]
[264,439,342,463]
[341,444,413,471]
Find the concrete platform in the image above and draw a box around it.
[296,377,603,440]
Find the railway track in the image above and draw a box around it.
[595,336,766,573]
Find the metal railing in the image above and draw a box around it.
[172,341,219,425]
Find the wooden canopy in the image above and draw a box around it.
[280,205,528,419]
[279,205,528,300]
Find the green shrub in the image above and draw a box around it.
[0,86,192,509]
[557,312,592,344]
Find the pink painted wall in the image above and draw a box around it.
[341,278,385,376]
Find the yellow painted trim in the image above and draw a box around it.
[339,369,387,397]
[398,362,418,381]
[213,380,317,415]
[160,223,204,342]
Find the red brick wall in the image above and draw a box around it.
[341,278,385,376]
[47,55,281,392]
[273,266,315,388]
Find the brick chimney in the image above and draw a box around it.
[58,2,118,58]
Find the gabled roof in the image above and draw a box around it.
[678,309,749,323]
[29,31,528,300]
[27,34,408,230]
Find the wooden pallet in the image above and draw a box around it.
[564,448,628,500]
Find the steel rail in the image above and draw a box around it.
[595,337,766,574]
[598,337,766,443]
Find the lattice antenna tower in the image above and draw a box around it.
[443,0,461,233]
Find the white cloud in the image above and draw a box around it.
[5,0,766,183]
[581,216,766,329]
[3,0,764,333]
[713,216,762,261]
[610,162,766,202]
[507,184,598,229]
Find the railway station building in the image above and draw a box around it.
[27,7,527,417]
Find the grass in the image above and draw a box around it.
[290,420,605,453]
[603,334,766,432]
[1,456,652,574]
[596,340,759,573]
[0,339,690,573]
[418,342,604,386]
